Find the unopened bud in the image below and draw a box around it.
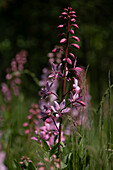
[71,43,80,49]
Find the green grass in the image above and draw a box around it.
[0,82,113,169]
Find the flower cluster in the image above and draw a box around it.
[23,103,41,135]
[36,155,59,170]
[31,117,65,148]
[19,156,32,166]
[1,50,27,101]
[32,7,87,149]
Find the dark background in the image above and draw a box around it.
[0,0,113,106]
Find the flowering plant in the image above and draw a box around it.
[29,6,87,169]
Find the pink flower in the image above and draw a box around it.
[51,99,71,116]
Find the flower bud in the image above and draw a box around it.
[57,33,65,37]
[59,16,64,19]
[71,43,80,49]
[57,24,64,28]
[64,8,68,11]
[52,48,61,53]
[67,58,72,65]
[60,38,67,43]
[72,36,80,42]
[68,7,72,11]
[72,24,79,28]
[62,12,67,15]
[69,11,76,14]
[69,53,75,59]
[71,14,77,18]
[70,29,74,34]
[71,18,76,22]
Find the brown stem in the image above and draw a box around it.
[58,18,70,170]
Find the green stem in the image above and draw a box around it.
[21,69,39,86]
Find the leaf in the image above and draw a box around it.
[27,162,37,170]
[24,160,29,167]
[32,140,46,153]
[61,162,67,169]
[79,137,85,159]
[60,142,65,148]
[41,139,50,151]
[49,143,59,157]
[14,160,21,170]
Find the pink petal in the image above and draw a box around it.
[54,101,60,111]
[31,137,38,141]
[75,67,83,72]
[62,108,71,113]
[60,99,65,110]
[51,106,57,112]
[77,101,86,106]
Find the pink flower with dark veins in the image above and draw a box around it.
[40,82,53,99]
[51,99,71,117]
[48,63,62,80]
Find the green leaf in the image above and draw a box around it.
[32,140,46,153]
[61,162,67,169]
[41,139,50,151]
[14,160,21,170]
[27,162,37,170]
[49,143,59,157]
[24,160,29,167]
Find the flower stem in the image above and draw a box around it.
[58,18,70,170]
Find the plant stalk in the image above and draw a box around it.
[58,18,70,170]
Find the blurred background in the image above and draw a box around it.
[0,0,113,107]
